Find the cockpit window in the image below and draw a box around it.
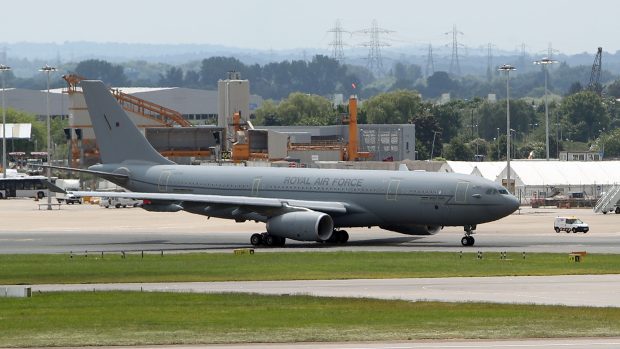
[498,189,509,194]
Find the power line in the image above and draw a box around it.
[359,19,393,77]
[486,43,496,82]
[445,25,464,76]
[425,43,435,77]
[327,19,347,62]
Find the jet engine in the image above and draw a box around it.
[380,224,442,235]
[140,200,183,212]
[266,211,334,241]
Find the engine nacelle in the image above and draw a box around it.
[141,200,183,212]
[266,211,334,241]
[380,224,442,236]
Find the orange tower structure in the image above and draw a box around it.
[344,95,371,161]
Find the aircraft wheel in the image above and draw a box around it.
[461,237,470,246]
[275,236,286,247]
[264,234,275,247]
[468,236,475,246]
[327,231,338,243]
[250,233,262,246]
[339,230,349,243]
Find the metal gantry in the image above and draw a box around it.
[588,47,603,96]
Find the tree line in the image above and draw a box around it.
[5,54,618,102]
[4,54,620,161]
[253,88,619,160]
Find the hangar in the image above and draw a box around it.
[0,86,263,124]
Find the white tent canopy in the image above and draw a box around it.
[442,160,620,202]
[0,123,31,139]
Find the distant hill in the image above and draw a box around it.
[3,41,620,78]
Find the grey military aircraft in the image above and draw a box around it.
[63,80,519,247]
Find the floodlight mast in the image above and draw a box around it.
[534,57,558,160]
[39,64,57,210]
[0,64,10,179]
[498,64,516,193]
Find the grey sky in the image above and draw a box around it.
[5,0,619,55]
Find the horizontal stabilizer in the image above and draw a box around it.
[40,165,129,185]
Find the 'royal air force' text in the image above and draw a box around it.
[283,176,363,187]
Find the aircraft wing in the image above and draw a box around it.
[70,191,348,215]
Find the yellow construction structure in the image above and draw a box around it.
[63,74,191,127]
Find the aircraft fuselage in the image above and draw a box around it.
[92,163,519,228]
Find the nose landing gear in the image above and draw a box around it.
[461,225,476,246]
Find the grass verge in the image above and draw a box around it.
[1,251,618,284]
[1,291,619,347]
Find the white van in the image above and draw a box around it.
[554,217,589,233]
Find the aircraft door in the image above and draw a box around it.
[386,179,401,201]
[251,177,262,196]
[158,170,172,192]
[454,182,469,203]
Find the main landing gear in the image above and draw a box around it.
[461,225,476,246]
[327,230,349,244]
[250,233,286,247]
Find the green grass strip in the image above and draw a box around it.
[1,292,619,347]
[1,251,618,284]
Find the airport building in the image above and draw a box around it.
[441,160,620,204]
[0,85,263,125]
[0,88,69,120]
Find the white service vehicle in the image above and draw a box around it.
[100,196,141,208]
[55,179,82,204]
[554,216,589,233]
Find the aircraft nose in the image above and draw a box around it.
[505,194,520,214]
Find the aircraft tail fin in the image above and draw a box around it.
[81,80,173,165]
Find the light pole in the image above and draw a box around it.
[430,131,441,160]
[0,64,10,179]
[498,64,516,192]
[496,127,500,160]
[534,57,558,160]
[40,65,57,210]
[527,123,538,142]
[510,128,516,159]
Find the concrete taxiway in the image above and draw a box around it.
[3,199,620,348]
[0,199,619,254]
[32,273,620,307]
